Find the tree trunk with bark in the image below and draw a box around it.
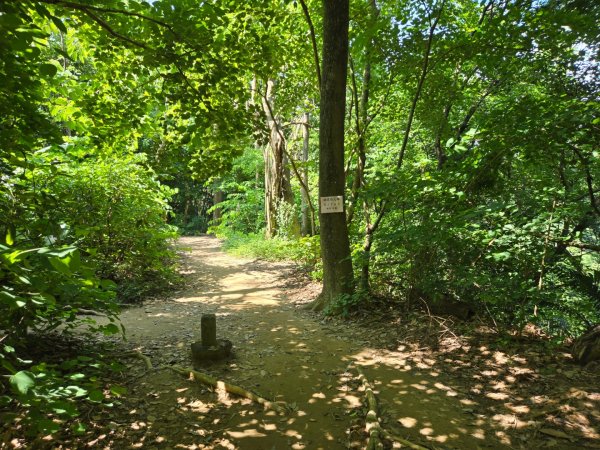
[262,79,299,238]
[212,190,225,225]
[301,112,313,236]
[311,0,354,311]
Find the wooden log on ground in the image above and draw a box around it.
[355,364,431,450]
[170,365,286,414]
[355,365,384,450]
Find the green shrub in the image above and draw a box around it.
[44,153,180,302]
[0,146,178,435]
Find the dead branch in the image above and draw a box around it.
[121,350,153,370]
[355,365,384,450]
[169,365,286,414]
[380,429,430,450]
[75,308,107,317]
[355,364,431,450]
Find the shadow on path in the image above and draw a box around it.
[77,236,598,450]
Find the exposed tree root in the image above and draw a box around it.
[118,351,286,413]
[355,364,430,450]
[121,350,153,370]
[169,365,287,414]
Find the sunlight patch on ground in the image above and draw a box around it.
[398,417,418,428]
[505,403,530,414]
[339,393,362,408]
[173,293,280,308]
[419,426,434,436]
[434,382,459,396]
[486,392,509,401]
[492,414,532,429]
[147,312,174,318]
[495,430,512,445]
[471,429,486,439]
[226,429,267,438]
[186,399,211,413]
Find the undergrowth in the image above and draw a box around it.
[215,231,322,280]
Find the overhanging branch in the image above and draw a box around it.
[298,0,321,89]
[39,0,177,35]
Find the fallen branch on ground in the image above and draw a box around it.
[170,365,287,414]
[78,308,107,316]
[355,364,384,450]
[380,429,430,450]
[117,352,286,413]
[121,350,153,370]
[355,364,430,450]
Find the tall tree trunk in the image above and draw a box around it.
[183,197,191,224]
[301,112,313,236]
[311,0,354,311]
[263,142,277,237]
[262,79,299,238]
[212,190,225,225]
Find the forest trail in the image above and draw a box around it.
[83,236,596,450]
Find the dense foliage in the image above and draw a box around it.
[208,0,599,331]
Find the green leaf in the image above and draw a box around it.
[88,389,104,402]
[72,422,86,435]
[0,13,22,29]
[100,279,117,289]
[66,385,88,397]
[67,249,81,271]
[0,290,26,308]
[5,248,38,264]
[491,251,511,262]
[39,63,58,78]
[1,359,16,374]
[0,396,13,407]
[9,371,35,395]
[35,418,60,434]
[110,385,127,397]
[33,2,52,19]
[49,256,72,275]
[51,16,68,34]
[5,226,15,246]
[101,323,120,335]
[51,400,78,417]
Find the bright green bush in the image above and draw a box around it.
[44,153,180,301]
[0,145,178,435]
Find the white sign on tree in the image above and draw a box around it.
[320,196,344,213]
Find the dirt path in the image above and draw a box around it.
[80,236,597,450]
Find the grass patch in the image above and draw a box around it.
[217,231,323,279]
[220,232,298,260]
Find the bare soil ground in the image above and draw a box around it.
[14,235,599,449]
